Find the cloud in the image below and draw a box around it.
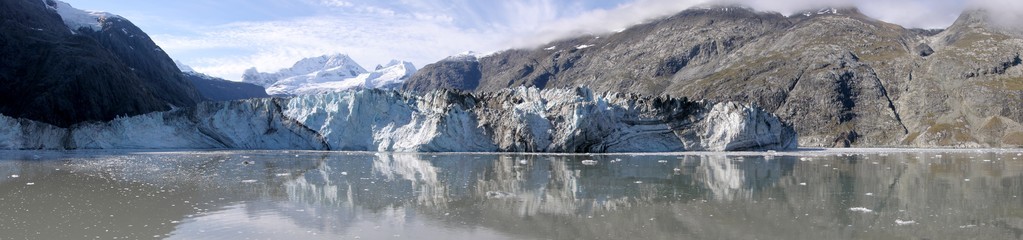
[162,0,998,81]
[321,0,353,8]
[502,0,709,48]
[966,0,1023,29]
[505,0,974,48]
[156,12,507,80]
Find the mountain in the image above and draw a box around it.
[0,0,202,127]
[291,60,417,95]
[242,54,417,95]
[402,52,483,92]
[242,53,367,89]
[402,6,1023,148]
[175,61,269,101]
[0,87,796,152]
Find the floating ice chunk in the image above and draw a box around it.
[9,175,18,178]
[657,160,668,163]
[895,219,917,225]
[519,159,528,164]
[634,181,643,184]
[275,173,290,177]
[240,179,257,183]
[849,207,873,213]
[581,160,598,165]
[340,171,348,175]
[26,182,35,186]
[964,179,970,182]
[799,182,807,186]
[485,191,516,199]
[865,193,873,196]
[959,224,977,228]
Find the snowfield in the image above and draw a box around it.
[242,54,416,96]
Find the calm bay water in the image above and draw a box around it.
[1,150,1022,239]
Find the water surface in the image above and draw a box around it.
[1,150,1022,239]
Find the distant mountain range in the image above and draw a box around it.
[242,54,417,96]
[175,61,269,102]
[404,7,1023,148]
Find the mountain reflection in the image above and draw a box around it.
[1,151,1022,239]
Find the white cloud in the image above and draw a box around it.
[162,0,1002,81]
[157,12,507,80]
[967,0,1023,29]
[321,0,354,8]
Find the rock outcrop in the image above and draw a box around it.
[0,88,797,152]
[402,6,1023,148]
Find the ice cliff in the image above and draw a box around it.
[0,87,797,152]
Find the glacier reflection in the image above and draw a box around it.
[1,150,1022,239]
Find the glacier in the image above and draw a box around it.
[0,87,797,152]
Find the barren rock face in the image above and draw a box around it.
[0,88,797,152]
[0,0,202,127]
[403,7,1023,148]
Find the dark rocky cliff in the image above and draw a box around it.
[403,7,1023,148]
[0,0,201,127]
[183,72,269,102]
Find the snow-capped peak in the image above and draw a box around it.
[288,60,417,95]
[288,53,367,75]
[444,51,483,61]
[801,7,848,17]
[174,60,196,73]
[242,53,369,89]
[382,59,406,68]
[42,0,120,32]
[250,54,417,95]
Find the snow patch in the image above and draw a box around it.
[43,0,120,32]
[576,45,594,50]
[175,60,196,73]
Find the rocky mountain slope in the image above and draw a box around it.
[176,61,269,101]
[242,54,416,96]
[404,7,1023,148]
[0,88,796,152]
[0,0,202,127]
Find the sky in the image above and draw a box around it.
[58,0,1011,81]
